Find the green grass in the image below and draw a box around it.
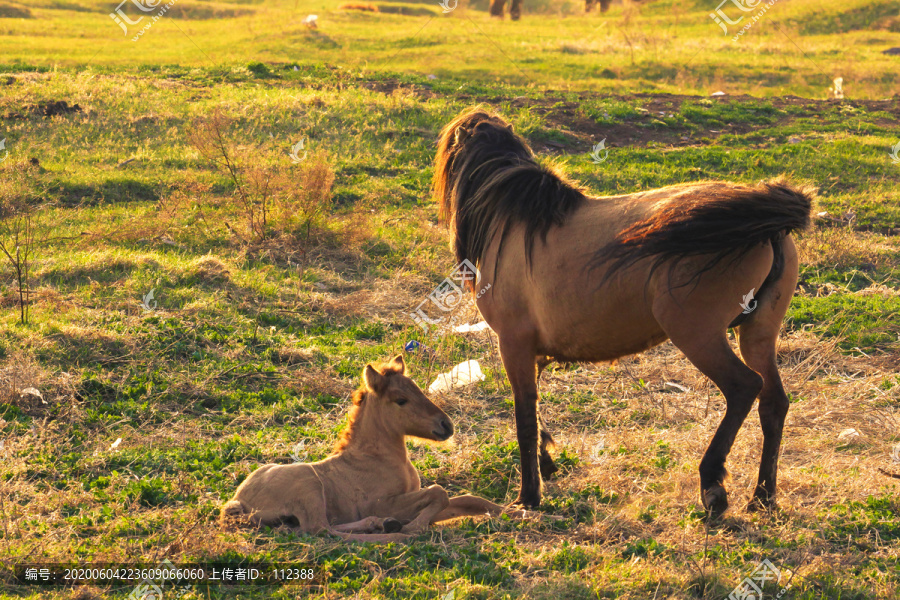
[1,0,900,598]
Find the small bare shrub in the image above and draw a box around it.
[0,164,51,324]
[797,226,886,270]
[188,111,335,263]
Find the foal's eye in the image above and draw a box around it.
[395,398,408,406]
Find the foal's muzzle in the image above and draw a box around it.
[432,418,454,441]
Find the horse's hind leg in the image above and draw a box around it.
[509,0,522,20]
[538,414,558,479]
[489,0,506,17]
[535,356,559,479]
[738,324,789,511]
[663,324,763,517]
[739,238,799,510]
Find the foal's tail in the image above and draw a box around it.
[593,177,815,287]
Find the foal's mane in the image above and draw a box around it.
[433,108,587,280]
[332,361,403,453]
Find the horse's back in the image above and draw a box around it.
[476,189,778,362]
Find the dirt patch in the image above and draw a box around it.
[3,99,83,119]
[361,79,438,100]
[473,91,900,152]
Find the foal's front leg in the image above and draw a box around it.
[374,485,451,533]
[499,339,542,508]
[331,516,404,534]
[432,495,545,523]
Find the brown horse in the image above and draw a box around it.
[222,355,533,540]
[433,108,813,516]
[490,0,609,20]
[489,0,522,20]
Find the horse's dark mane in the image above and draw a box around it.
[332,362,403,453]
[434,108,586,282]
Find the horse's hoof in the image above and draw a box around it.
[512,494,541,510]
[701,485,729,519]
[510,11,520,20]
[747,494,776,513]
[382,518,403,533]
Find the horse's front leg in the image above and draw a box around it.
[499,338,541,508]
[489,0,506,17]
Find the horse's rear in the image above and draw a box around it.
[434,108,813,515]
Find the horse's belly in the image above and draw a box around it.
[534,291,667,362]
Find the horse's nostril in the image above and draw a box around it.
[442,420,454,436]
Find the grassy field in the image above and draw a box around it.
[1,0,900,598]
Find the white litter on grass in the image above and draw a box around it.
[663,381,689,393]
[303,15,318,28]
[428,360,485,394]
[453,321,491,333]
[830,77,844,99]
[711,91,726,96]
[838,428,861,440]
[109,438,122,451]
[20,387,46,404]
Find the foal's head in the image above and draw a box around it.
[337,355,453,451]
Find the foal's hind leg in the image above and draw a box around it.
[663,326,763,517]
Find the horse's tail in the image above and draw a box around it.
[220,499,248,523]
[433,108,586,279]
[592,177,815,288]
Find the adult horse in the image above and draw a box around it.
[433,108,813,516]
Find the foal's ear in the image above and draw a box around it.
[454,125,470,146]
[390,354,406,375]
[363,363,387,394]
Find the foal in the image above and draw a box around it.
[221,355,517,541]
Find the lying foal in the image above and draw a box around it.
[221,355,525,541]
